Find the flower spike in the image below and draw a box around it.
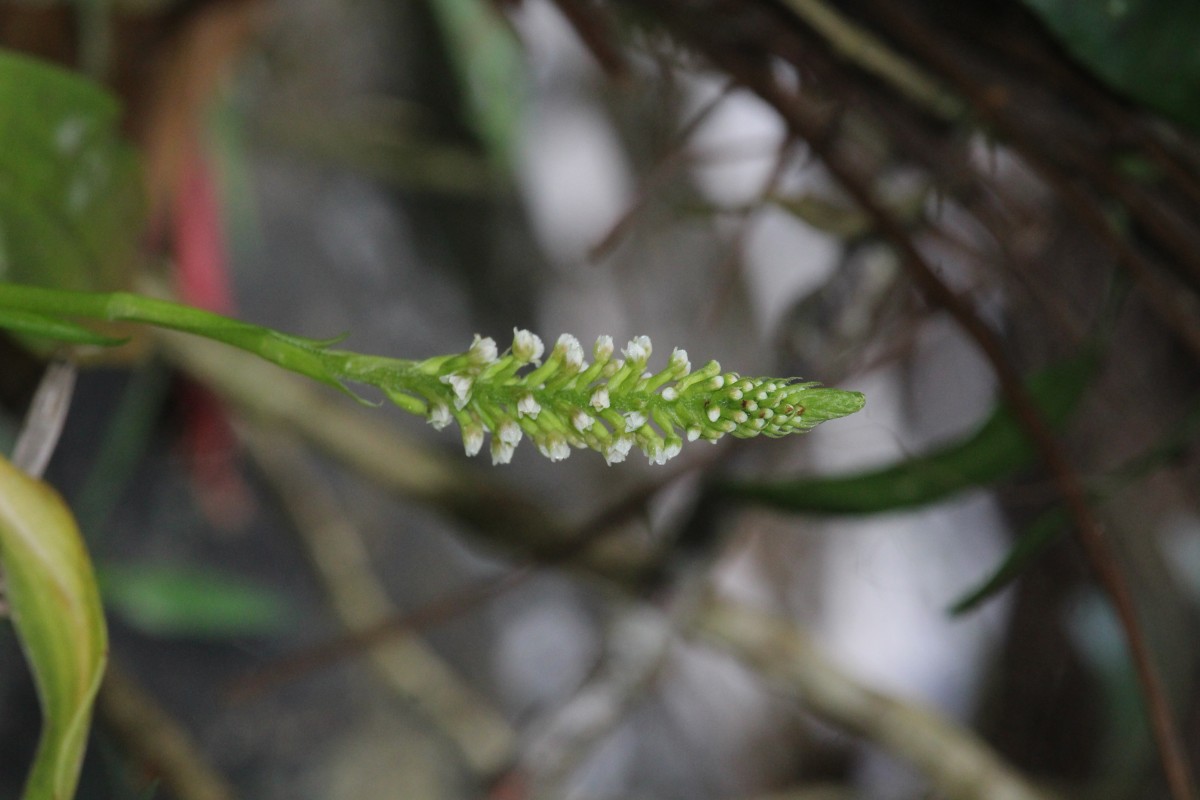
[392,333,863,465]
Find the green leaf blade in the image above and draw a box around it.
[0,48,143,292]
[722,353,1095,514]
[100,564,291,638]
[0,454,108,800]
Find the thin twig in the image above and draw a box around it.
[98,661,237,800]
[240,424,517,778]
[687,596,1061,800]
[724,52,1197,800]
[12,361,76,479]
[865,0,1200,365]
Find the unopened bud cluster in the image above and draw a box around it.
[383,330,864,466]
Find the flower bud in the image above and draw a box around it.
[594,335,614,361]
[428,403,452,431]
[462,423,484,457]
[468,334,498,367]
[512,328,544,364]
[622,335,652,365]
[517,393,541,419]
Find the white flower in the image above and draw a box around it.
[604,435,634,465]
[664,440,682,461]
[512,328,544,363]
[669,348,690,374]
[517,393,541,419]
[661,386,678,401]
[498,419,523,446]
[645,440,666,466]
[706,406,721,423]
[428,403,452,431]
[594,335,614,361]
[622,335,652,363]
[441,373,474,409]
[590,387,610,411]
[468,334,498,366]
[538,433,571,462]
[572,410,595,432]
[490,438,515,465]
[462,425,484,457]
[686,426,702,442]
[624,411,647,432]
[556,334,585,372]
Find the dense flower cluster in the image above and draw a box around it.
[389,330,865,466]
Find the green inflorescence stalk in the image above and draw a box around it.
[343,330,866,465]
[0,285,866,465]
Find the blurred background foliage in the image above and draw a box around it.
[1,0,1200,799]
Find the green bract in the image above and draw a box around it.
[371,330,866,466]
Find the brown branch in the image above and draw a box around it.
[688,597,1062,800]
[98,661,237,800]
[610,8,1193,796]
[722,51,1197,800]
[240,425,517,778]
[863,0,1200,366]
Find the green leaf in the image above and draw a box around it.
[948,508,1068,615]
[721,353,1095,513]
[427,0,526,168]
[99,564,290,638]
[0,453,107,800]
[1021,0,1200,133]
[0,48,143,290]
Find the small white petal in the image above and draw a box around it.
[512,328,544,363]
[468,334,498,366]
[517,393,541,419]
[428,403,452,431]
[733,410,748,424]
[728,388,743,400]
[664,441,682,461]
[572,410,595,432]
[490,439,515,465]
[556,334,585,371]
[463,426,484,457]
[706,406,721,423]
[709,375,725,389]
[441,373,474,410]
[661,386,678,401]
[538,433,571,462]
[669,348,690,374]
[622,335,651,363]
[604,435,634,465]
[498,419,523,446]
[686,426,702,442]
[594,335,614,361]
[624,411,647,432]
[590,387,610,411]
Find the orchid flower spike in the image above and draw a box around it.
[388,331,864,466]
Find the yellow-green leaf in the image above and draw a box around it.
[0,453,107,800]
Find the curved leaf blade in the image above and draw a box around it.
[721,353,1095,514]
[0,454,107,800]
